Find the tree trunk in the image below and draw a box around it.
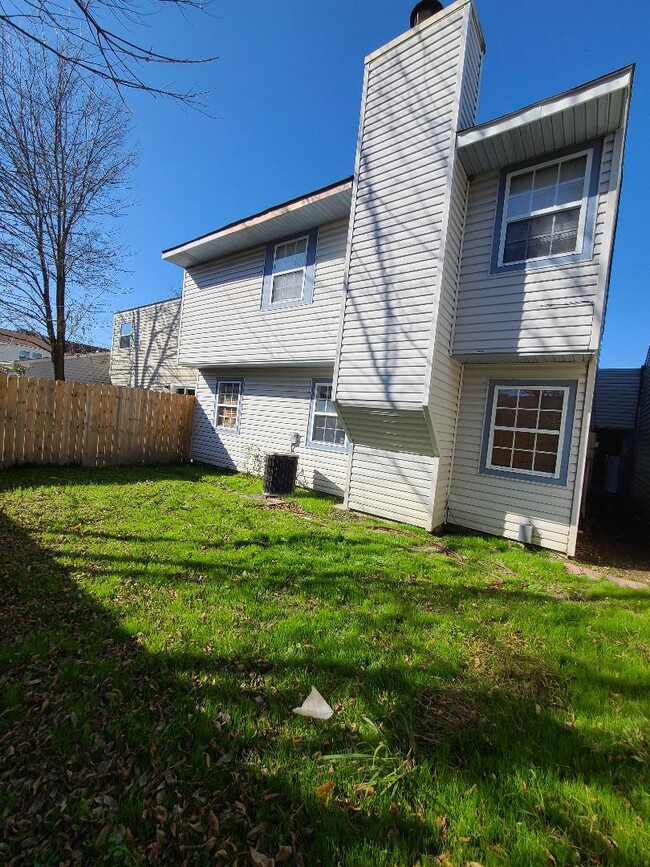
[54,265,66,381]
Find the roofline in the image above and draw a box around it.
[458,64,635,141]
[114,297,181,316]
[162,176,354,259]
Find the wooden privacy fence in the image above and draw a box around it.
[0,375,195,468]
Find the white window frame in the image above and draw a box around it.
[485,385,571,481]
[307,380,348,452]
[269,234,309,306]
[119,321,133,349]
[497,149,593,268]
[214,379,243,433]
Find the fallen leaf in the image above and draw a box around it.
[276,845,293,862]
[355,783,376,796]
[316,780,335,798]
[250,846,275,867]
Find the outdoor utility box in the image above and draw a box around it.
[263,453,299,496]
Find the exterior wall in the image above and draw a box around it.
[178,218,348,367]
[192,366,349,497]
[110,298,197,392]
[336,0,480,413]
[23,352,111,383]
[453,133,616,359]
[631,351,650,517]
[0,342,46,363]
[448,361,590,553]
[593,368,642,430]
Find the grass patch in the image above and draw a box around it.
[0,463,648,866]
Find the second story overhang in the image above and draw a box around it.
[456,65,634,177]
[162,177,353,269]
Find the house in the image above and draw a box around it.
[630,348,650,518]
[161,0,633,556]
[0,329,49,367]
[0,328,107,373]
[591,367,642,495]
[22,351,111,384]
[110,298,197,394]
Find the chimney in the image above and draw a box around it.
[410,0,444,28]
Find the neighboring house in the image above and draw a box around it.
[0,329,49,366]
[161,0,633,555]
[591,367,642,494]
[110,298,197,394]
[23,351,111,384]
[631,348,650,518]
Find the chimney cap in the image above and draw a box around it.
[410,0,444,28]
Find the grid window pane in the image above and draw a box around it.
[503,154,588,265]
[489,386,566,479]
[310,381,346,448]
[216,382,241,430]
[271,270,304,303]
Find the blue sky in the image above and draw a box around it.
[114,0,649,367]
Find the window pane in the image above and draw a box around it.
[497,389,519,408]
[557,156,587,206]
[495,408,516,427]
[536,433,560,453]
[512,450,534,470]
[516,409,538,429]
[271,270,304,302]
[514,431,535,450]
[518,390,541,410]
[539,410,562,431]
[534,452,558,475]
[503,240,528,263]
[507,172,533,218]
[541,390,564,410]
[491,447,512,468]
[550,208,580,255]
[334,427,346,446]
[274,238,308,274]
[493,429,514,448]
[531,164,559,211]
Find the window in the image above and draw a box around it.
[493,143,601,272]
[261,229,318,310]
[307,381,347,451]
[32,352,43,359]
[119,321,132,349]
[18,350,30,359]
[215,380,242,431]
[173,386,195,396]
[480,381,577,485]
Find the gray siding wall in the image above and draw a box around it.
[110,299,197,391]
[631,354,650,517]
[453,134,616,359]
[336,1,472,411]
[24,353,111,383]
[448,361,590,553]
[178,219,348,366]
[192,366,349,497]
[593,368,642,429]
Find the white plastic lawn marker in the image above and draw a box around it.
[293,687,334,720]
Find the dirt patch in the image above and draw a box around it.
[575,494,650,583]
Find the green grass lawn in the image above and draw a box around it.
[0,464,647,866]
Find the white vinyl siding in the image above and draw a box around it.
[191,366,348,497]
[110,299,197,392]
[179,219,348,366]
[448,362,589,553]
[453,134,616,359]
[336,2,473,411]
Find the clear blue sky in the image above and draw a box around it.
[113,0,649,367]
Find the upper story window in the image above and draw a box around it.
[480,380,577,486]
[119,321,132,349]
[18,349,43,359]
[492,142,602,273]
[307,380,348,452]
[261,228,318,310]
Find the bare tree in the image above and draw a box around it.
[0,34,136,380]
[0,0,216,103]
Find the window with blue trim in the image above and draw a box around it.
[481,381,577,485]
[493,142,601,273]
[308,381,347,451]
[215,380,242,432]
[261,229,318,310]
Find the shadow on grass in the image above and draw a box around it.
[0,491,647,864]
